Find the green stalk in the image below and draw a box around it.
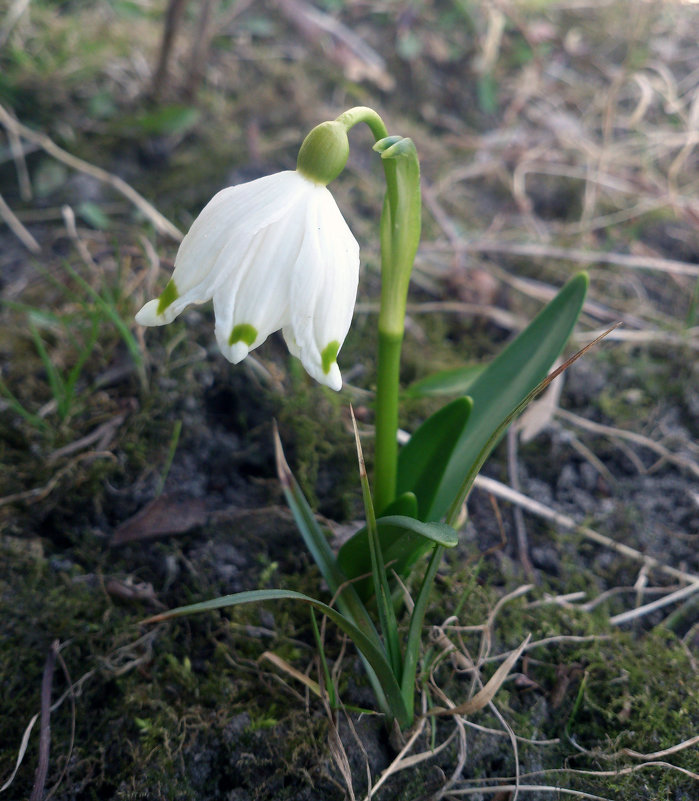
[335,106,389,144]
[372,137,421,513]
[374,331,402,513]
[335,109,421,514]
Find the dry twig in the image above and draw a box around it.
[0,191,40,252]
[0,103,182,241]
[473,474,699,587]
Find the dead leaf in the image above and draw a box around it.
[518,361,563,443]
[106,578,165,609]
[429,635,531,717]
[111,494,207,545]
[491,789,514,801]
[550,662,585,709]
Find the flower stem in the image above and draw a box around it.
[372,138,421,513]
[336,106,389,142]
[336,108,421,514]
[374,330,402,514]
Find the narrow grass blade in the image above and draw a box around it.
[62,261,146,387]
[350,406,401,678]
[65,318,100,405]
[28,320,66,417]
[273,423,380,647]
[155,419,182,496]
[260,650,321,697]
[401,544,444,722]
[142,588,411,729]
[309,608,336,708]
[0,379,50,431]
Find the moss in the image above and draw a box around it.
[0,524,343,800]
[277,374,359,520]
[407,557,699,798]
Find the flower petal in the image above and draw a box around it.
[135,167,361,392]
[311,187,361,352]
[286,187,359,390]
[213,196,309,363]
[136,171,311,326]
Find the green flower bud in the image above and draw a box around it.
[296,121,349,185]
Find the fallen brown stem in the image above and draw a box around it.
[0,103,182,241]
[423,239,699,278]
[472,474,699,586]
[555,407,699,480]
[0,191,40,252]
[29,640,58,801]
[44,646,76,801]
[622,734,699,761]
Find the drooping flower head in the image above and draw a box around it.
[136,120,358,390]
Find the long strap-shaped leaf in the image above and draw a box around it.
[445,324,618,526]
[396,396,472,520]
[142,588,411,729]
[406,272,588,521]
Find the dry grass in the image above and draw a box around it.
[1,1,698,799]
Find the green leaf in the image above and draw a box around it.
[380,491,418,519]
[142,588,411,729]
[416,272,589,522]
[273,425,380,647]
[403,363,484,398]
[132,105,200,136]
[401,545,444,722]
[443,323,616,526]
[77,201,110,230]
[337,515,458,602]
[350,407,401,678]
[274,425,409,719]
[396,396,473,520]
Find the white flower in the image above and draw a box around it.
[136,170,359,391]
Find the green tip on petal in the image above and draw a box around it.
[296,121,349,185]
[156,279,179,315]
[321,340,340,375]
[229,323,258,347]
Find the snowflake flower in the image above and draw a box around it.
[136,123,359,390]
